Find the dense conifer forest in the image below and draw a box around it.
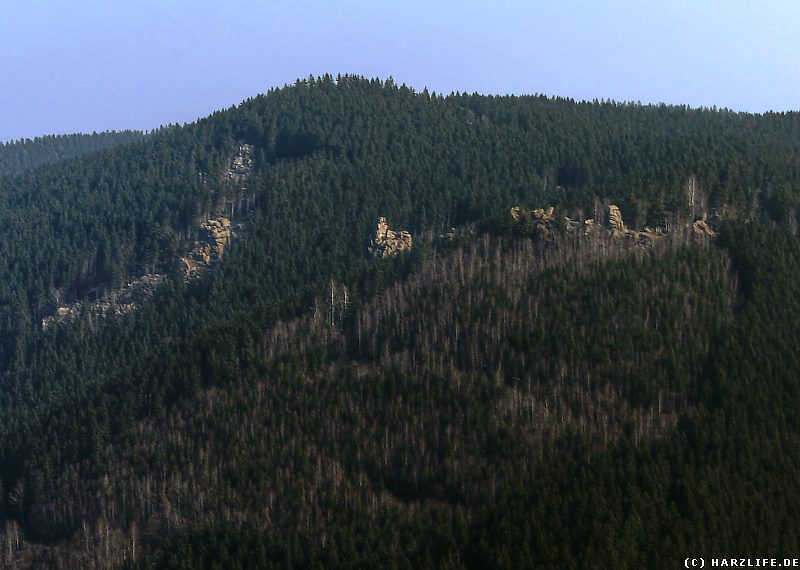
[0,132,146,177]
[1,75,800,567]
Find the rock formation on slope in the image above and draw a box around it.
[692,212,718,239]
[202,217,232,258]
[508,204,683,246]
[370,217,413,258]
[226,143,255,187]
[509,206,559,239]
[181,217,234,278]
[182,141,254,278]
[43,145,254,330]
[42,273,167,330]
[607,205,626,238]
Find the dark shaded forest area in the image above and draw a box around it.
[1,76,800,568]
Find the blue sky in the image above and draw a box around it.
[1,0,799,142]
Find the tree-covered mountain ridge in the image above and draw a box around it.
[0,200,753,568]
[38,180,718,337]
[0,132,147,178]
[12,219,736,568]
[39,143,256,330]
[0,75,799,567]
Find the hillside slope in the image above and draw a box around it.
[0,132,146,177]
[1,76,800,567]
[11,218,800,569]
[18,229,738,568]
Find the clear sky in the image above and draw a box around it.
[1,0,799,142]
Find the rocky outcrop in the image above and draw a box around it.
[232,143,254,170]
[509,201,726,247]
[533,206,555,222]
[42,306,80,330]
[184,143,253,278]
[692,212,718,239]
[508,206,558,239]
[508,203,672,246]
[93,274,166,317]
[607,205,625,238]
[226,143,254,187]
[370,217,413,258]
[42,274,166,330]
[639,227,668,244]
[202,217,232,258]
[56,306,75,319]
[43,146,254,331]
[532,207,555,239]
[181,217,234,278]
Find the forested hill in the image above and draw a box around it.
[0,131,146,177]
[0,75,800,567]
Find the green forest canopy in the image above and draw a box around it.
[0,76,799,568]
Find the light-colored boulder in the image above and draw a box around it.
[532,206,555,222]
[370,217,413,258]
[608,205,625,237]
[692,213,717,238]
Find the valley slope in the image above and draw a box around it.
[1,76,800,568]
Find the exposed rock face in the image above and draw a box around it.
[509,200,726,249]
[226,143,254,187]
[508,206,559,239]
[43,145,254,330]
[509,206,555,223]
[183,145,253,279]
[56,307,74,318]
[692,212,718,239]
[370,217,413,258]
[605,204,670,244]
[202,217,232,258]
[532,207,555,239]
[507,203,674,246]
[533,206,555,222]
[93,274,166,318]
[232,144,254,170]
[43,306,80,330]
[42,274,166,330]
[640,227,667,244]
[607,205,626,237]
[182,217,234,278]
